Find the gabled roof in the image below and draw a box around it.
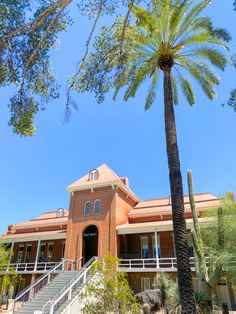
[67,164,121,189]
[66,164,139,201]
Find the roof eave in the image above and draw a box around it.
[66,180,139,202]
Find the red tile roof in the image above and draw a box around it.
[67,164,124,190]
[7,209,69,232]
[129,193,220,218]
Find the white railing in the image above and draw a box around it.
[0,261,59,273]
[9,259,78,314]
[42,257,97,314]
[118,257,195,270]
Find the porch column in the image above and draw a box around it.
[34,240,41,271]
[9,242,14,263]
[154,231,159,268]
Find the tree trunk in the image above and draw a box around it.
[163,69,196,313]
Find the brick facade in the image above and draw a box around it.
[2,164,227,303]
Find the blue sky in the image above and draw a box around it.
[0,1,235,233]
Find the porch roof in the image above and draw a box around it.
[0,230,67,243]
[116,217,214,234]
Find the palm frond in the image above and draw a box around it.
[124,62,153,100]
[190,47,228,70]
[180,32,229,50]
[179,0,212,35]
[176,57,218,99]
[145,69,160,110]
[168,0,192,44]
[210,28,232,43]
[175,69,195,105]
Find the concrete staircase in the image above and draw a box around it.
[10,257,97,314]
[15,271,78,314]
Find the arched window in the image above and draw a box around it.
[89,169,98,181]
[94,199,101,214]
[56,208,64,218]
[84,201,90,215]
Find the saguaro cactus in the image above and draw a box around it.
[187,170,212,304]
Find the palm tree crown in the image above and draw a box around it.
[112,0,229,109]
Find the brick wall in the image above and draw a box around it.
[12,239,65,263]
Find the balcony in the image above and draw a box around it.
[118,257,196,272]
[1,257,197,274]
[0,261,61,274]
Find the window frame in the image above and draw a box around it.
[140,236,149,259]
[141,278,151,292]
[84,201,90,215]
[94,199,101,214]
[56,208,64,218]
[89,169,98,181]
[24,244,32,263]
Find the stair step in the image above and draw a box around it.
[15,262,95,314]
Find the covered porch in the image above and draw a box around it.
[117,219,197,272]
[0,230,66,274]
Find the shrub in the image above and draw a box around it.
[142,303,151,314]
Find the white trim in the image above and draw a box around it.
[34,240,41,271]
[154,231,159,268]
[66,180,139,202]
[116,217,214,234]
[0,230,66,243]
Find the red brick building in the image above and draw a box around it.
[1,164,234,309]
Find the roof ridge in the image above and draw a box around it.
[140,192,216,203]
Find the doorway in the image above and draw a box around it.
[83,225,98,263]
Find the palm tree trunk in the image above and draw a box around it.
[163,69,196,314]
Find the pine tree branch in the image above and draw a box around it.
[0,0,72,48]
[65,0,103,120]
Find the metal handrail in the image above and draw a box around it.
[0,261,59,272]
[118,257,196,269]
[42,257,97,314]
[11,258,75,313]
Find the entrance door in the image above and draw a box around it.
[83,225,98,263]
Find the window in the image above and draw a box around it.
[94,199,101,214]
[39,242,46,262]
[187,234,194,257]
[141,237,149,258]
[61,241,65,258]
[89,169,98,181]
[24,244,32,263]
[47,242,54,262]
[141,278,150,291]
[56,208,64,218]
[84,201,90,215]
[152,235,161,258]
[16,245,24,263]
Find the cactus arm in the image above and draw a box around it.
[188,170,201,239]
[187,170,210,284]
[191,229,202,258]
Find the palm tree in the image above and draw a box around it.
[76,0,229,312]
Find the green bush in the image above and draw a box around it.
[142,303,151,314]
